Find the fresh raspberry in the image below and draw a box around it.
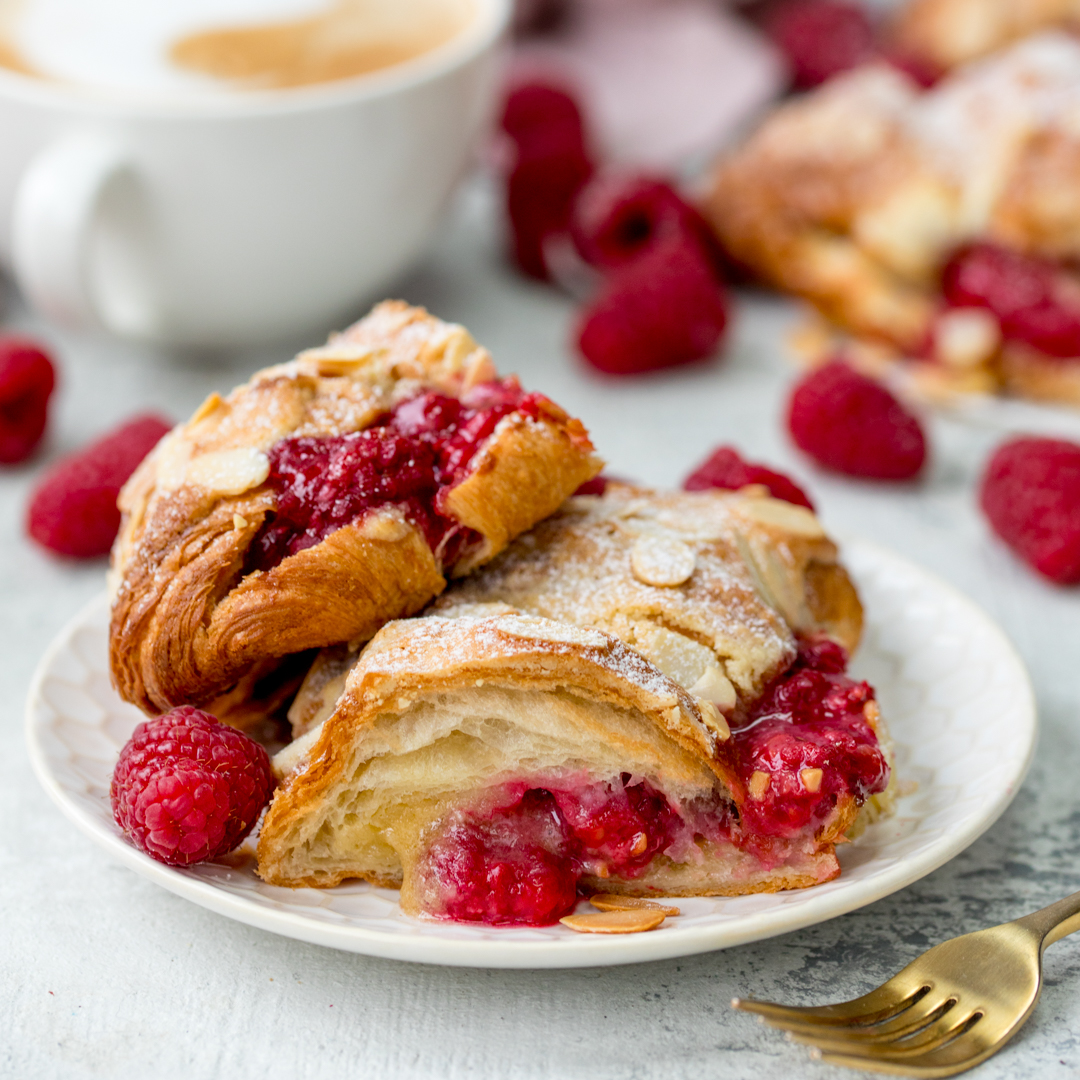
[575,235,728,375]
[111,706,275,867]
[0,337,56,464]
[764,0,877,89]
[570,173,721,274]
[501,82,594,279]
[26,412,172,558]
[684,445,815,509]
[787,361,927,480]
[501,82,586,150]
[879,46,941,88]
[507,134,594,279]
[942,243,1080,358]
[979,437,1080,584]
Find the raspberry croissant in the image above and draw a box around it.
[258,610,890,925]
[109,301,601,715]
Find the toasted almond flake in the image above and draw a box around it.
[233,513,248,530]
[749,770,771,799]
[801,767,824,793]
[864,700,881,729]
[630,536,696,587]
[735,497,824,538]
[691,665,737,712]
[560,909,666,934]
[589,894,681,917]
[934,307,1000,369]
[359,510,413,542]
[185,447,270,497]
[696,699,732,742]
[190,392,224,425]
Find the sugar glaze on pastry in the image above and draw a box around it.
[108,301,601,716]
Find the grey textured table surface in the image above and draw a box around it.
[3,185,1079,1079]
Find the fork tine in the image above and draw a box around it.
[733,972,931,1027]
[779,991,958,1044]
[815,1021,1000,1079]
[790,1007,981,1055]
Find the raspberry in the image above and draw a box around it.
[26,412,172,558]
[575,235,728,375]
[787,361,927,480]
[879,46,941,88]
[0,337,56,464]
[501,82,585,150]
[764,0,877,89]
[501,82,594,279]
[570,173,720,274]
[942,243,1080,358]
[979,437,1080,584]
[684,445,815,509]
[111,706,275,867]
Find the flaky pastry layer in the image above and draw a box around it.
[287,484,863,740]
[108,301,600,715]
[257,614,847,902]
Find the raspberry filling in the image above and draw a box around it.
[941,243,1080,359]
[729,639,889,847]
[248,380,548,572]
[417,640,888,927]
[421,779,690,926]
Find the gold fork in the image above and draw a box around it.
[732,890,1080,1077]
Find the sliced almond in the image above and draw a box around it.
[589,893,681,917]
[630,536,696,587]
[801,767,824,793]
[864,700,881,729]
[560,909,666,934]
[735,497,824,539]
[749,770,771,799]
[696,699,732,742]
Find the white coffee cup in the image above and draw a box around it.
[0,0,509,347]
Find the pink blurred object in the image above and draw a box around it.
[510,0,785,169]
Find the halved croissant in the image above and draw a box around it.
[258,613,883,920]
[109,301,601,715]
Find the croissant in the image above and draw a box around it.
[703,35,1080,406]
[257,611,890,925]
[888,0,1080,72]
[286,484,863,741]
[109,301,601,716]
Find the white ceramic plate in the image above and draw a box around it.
[26,539,1036,969]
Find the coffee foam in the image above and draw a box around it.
[0,0,475,97]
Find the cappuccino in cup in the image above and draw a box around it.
[0,0,476,97]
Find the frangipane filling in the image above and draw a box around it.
[247,379,549,572]
[414,641,889,926]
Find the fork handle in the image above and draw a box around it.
[1016,889,1080,948]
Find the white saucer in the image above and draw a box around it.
[26,539,1036,969]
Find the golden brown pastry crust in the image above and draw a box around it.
[434,484,863,711]
[256,613,844,898]
[888,0,1080,72]
[109,301,601,715]
[703,38,1080,404]
[285,484,863,742]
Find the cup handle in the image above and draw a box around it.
[12,132,130,329]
